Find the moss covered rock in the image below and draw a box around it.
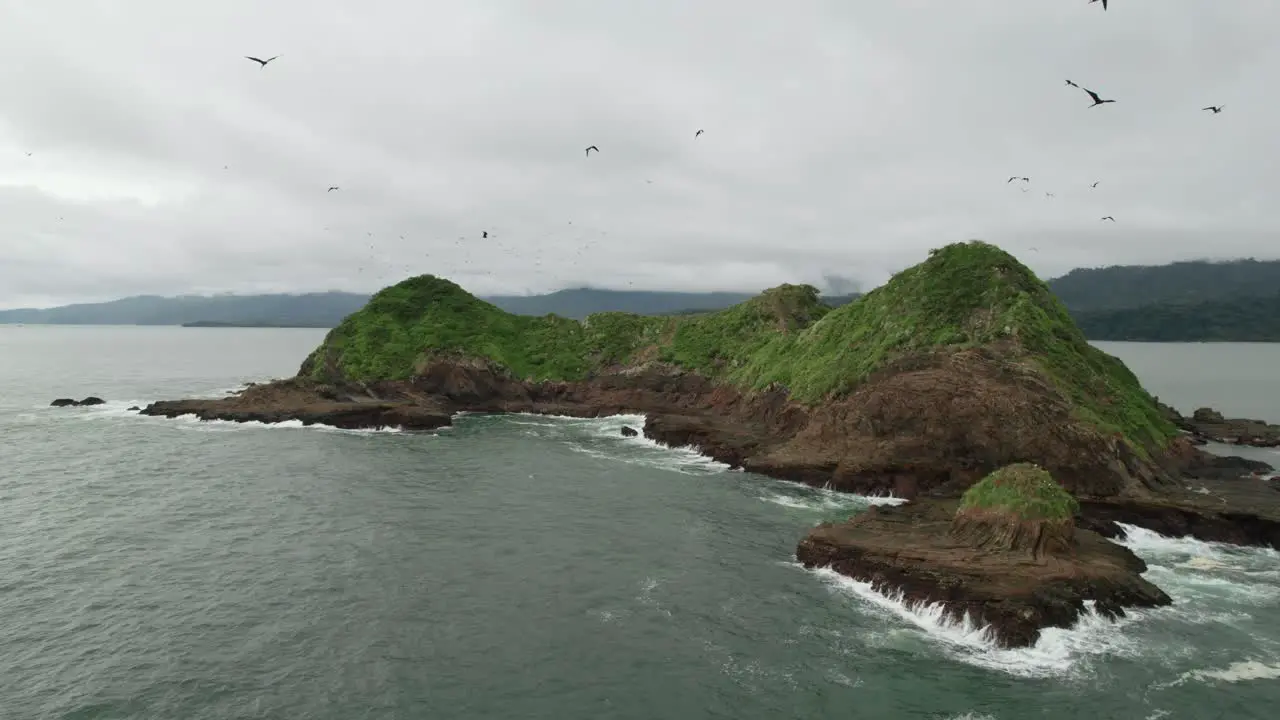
[951,463,1078,557]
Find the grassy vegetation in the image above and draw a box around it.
[303,241,1177,450]
[308,276,590,382]
[958,463,1079,521]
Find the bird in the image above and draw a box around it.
[1101,216,1116,221]
[1066,80,1079,88]
[1007,176,1030,183]
[245,55,279,68]
[1089,0,1108,10]
[695,129,704,138]
[1091,181,1100,188]
[25,151,32,157]
[327,186,339,192]
[1202,105,1225,114]
[1082,87,1116,107]
[482,231,489,239]
[585,145,599,156]
[1044,192,1055,199]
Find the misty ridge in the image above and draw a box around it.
[3,258,1280,332]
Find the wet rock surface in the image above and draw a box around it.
[51,396,105,407]
[795,499,1172,648]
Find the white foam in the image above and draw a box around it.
[1159,660,1280,688]
[506,412,732,475]
[757,483,906,513]
[1193,660,1280,683]
[1114,523,1280,565]
[170,414,407,435]
[72,401,409,435]
[806,565,1148,678]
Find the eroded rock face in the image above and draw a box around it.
[796,501,1172,648]
[135,350,1280,550]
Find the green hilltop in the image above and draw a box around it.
[302,240,1177,451]
[959,463,1080,522]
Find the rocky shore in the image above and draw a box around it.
[135,241,1280,647]
[796,491,1171,648]
[1159,402,1280,448]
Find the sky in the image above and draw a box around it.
[2,0,1278,309]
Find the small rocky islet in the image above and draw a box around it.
[137,241,1280,647]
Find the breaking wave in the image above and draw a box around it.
[802,523,1280,681]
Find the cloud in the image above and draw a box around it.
[1,0,1278,308]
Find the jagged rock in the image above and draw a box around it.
[1166,404,1280,448]
[620,426,638,437]
[51,396,105,407]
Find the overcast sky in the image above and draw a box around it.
[1,1,1278,308]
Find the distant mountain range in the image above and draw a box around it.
[3,258,1279,341]
[0,287,860,326]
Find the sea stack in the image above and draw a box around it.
[949,463,1077,557]
[796,464,1172,648]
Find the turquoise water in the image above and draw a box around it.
[2,327,1278,719]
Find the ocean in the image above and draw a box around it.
[2,327,1278,719]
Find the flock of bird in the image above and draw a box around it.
[236,52,708,271]
[1008,0,1227,225]
[13,1,1244,288]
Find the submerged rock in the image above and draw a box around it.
[50,396,105,407]
[620,425,639,437]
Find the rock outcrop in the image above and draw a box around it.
[796,469,1172,648]
[137,241,1280,553]
[51,396,105,407]
[1162,404,1280,448]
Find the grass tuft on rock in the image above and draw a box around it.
[958,463,1079,522]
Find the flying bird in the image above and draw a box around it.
[482,231,488,239]
[327,186,339,192]
[1089,0,1108,10]
[1101,216,1116,221]
[25,151,32,157]
[695,129,704,138]
[1044,193,1055,199]
[1007,176,1030,183]
[1065,80,1079,88]
[1083,88,1116,107]
[245,55,279,68]
[585,145,599,156]
[1202,105,1225,114]
[1091,181,1100,188]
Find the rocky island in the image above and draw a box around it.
[798,463,1171,647]
[140,241,1280,643]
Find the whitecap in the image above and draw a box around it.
[804,565,1148,678]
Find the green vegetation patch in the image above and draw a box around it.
[958,463,1079,522]
[310,275,590,382]
[301,242,1177,451]
[708,241,1177,450]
